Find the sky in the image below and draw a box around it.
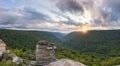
[0,0,120,33]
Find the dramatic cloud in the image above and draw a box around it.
[101,0,120,21]
[0,7,49,28]
[0,7,20,25]
[23,7,49,20]
[92,0,120,29]
[56,0,84,13]
[0,0,120,33]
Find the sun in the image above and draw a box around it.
[81,26,89,33]
[78,24,90,34]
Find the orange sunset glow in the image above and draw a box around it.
[78,24,91,34]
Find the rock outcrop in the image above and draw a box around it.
[36,40,56,65]
[9,53,24,64]
[36,41,86,66]
[0,39,6,61]
[47,59,86,66]
[0,40,86,66]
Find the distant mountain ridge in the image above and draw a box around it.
[51,32,67,40]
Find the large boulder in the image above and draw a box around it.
[9,53,24,64]
[0,39,6,55]
[47,59,86,66]
[0,39,6,61]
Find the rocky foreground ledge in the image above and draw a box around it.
[0,40,86,66]
[36,40,86,66]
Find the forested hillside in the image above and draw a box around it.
[63,30,120,57]
[1,29,120,65]
[0,29,61,49]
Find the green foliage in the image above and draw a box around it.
[101,57,120,66]
[56,48,120,66]
[0,51,17,66]
[0,48,35,66]
[10,48,35,60]
[0,62,17,66]
[56,48,101,65]
[1,48,120,66]
[63,30,120,57]
[0,29,61,49]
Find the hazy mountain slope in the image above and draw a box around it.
[63,30,120,56]
[52,32,67,40]
[0,29,61,49]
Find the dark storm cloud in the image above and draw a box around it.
[56,0,84,13]
[0,7,49,28]
[0,17,17,25]
[105,0,120,12]
[101,0,120,22]
[23,7,49,20]
[0,7,18,25]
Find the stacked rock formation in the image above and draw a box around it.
[36,40,56,65]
